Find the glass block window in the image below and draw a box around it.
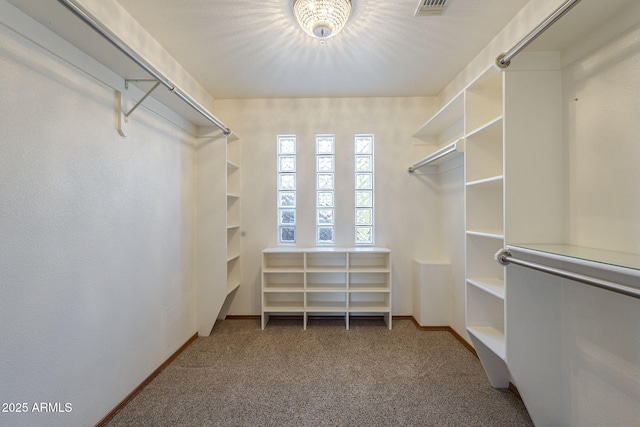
[316,135,335,244]
[278,135,296,244]
[355,134,374,244]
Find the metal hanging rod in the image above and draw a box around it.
[408,139,464,173]
[496,250,640,300]
[496,0,582,68]
[57,0,231,136]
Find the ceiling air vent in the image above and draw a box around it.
[415,0,450,17]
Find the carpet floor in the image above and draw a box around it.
[107,318,533,426]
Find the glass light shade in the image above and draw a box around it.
[294,0,352,39]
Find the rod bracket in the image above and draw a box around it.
[495,249,512,266]
[495,53,510,69]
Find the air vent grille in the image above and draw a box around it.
[415,0,450,17]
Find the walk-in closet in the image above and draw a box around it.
[2,0,638,425]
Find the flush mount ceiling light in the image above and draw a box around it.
[294,0,352,39]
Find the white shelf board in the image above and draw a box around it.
[348,267,390,273]
[227,224,240,230]
[467,326,506,360]
[227,281,241,295]
[465,115,503,138]
[306,286,347,292]
[226,160,239,170]
[348,284,390,292]
[262,267,304,273]
[467,278,505,299]
[263,247,390,254]
[227,253,240,263]
[466,175,504,187]
[226,193,240,199]
[466,230,504,240]
[306,267,348,273]
[263,285,304,292]
[413,92,464,140]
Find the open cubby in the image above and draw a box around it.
[262,248,391,329]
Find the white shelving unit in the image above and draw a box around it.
[262,247,392,330]
[410,62,563,387]
[464,62,564,388]
[221,134,242,318]
[196,130,242,335]
[462,69,508,388]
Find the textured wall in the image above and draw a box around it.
[0,13,197,427]
[214,96,441,317]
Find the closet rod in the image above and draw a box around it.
[57,0,231,136]
[496,250,640,300]
[408,141,460,173]
[496,0,581,68]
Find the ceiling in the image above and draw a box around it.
[106,0,530,99]
[7,0,530,99]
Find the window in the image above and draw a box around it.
[316,135,335,244]
[277,135,296,244]
[355,134,374,245]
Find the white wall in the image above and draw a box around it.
[560,19,640,426]
[563,22,640,254]
[437,162,467,340]
[214,97,441,316]
[0,7,197,426]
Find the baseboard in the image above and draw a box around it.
[224,315,476,359]
[94,333,198,427]
[224,314,261,320]
[410,317,478,358]
[509,382,523,401]
[223,315,479,359]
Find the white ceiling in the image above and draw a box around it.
[110,0,529,99]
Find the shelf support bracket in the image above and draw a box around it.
[123,79,161,118]
[117,79,160,137]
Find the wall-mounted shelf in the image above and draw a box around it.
[413,93,464,143]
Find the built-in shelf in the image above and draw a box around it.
[466,175,504,187]
[227,282,241,295]
[467,278,505,299]
[262,248,392,330]
[462,68,508,388]
[466,115,503,138]
[413,92,464,142]
[226,193,240,199]
[467,326,506,360]
[466,230,504,240]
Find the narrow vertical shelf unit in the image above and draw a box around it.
[224,133,242,315]
[262,247,391,330]
[462,69,508,388]
[422,59,562,388]
[196,130,242,335]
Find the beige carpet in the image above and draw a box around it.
[107,318,532,426]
